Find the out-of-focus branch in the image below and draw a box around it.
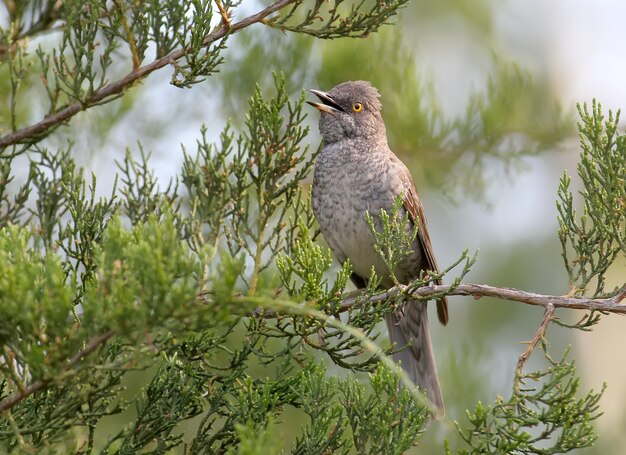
[0,0,295,149]
[0,330,115,413]
[0,0,64,60]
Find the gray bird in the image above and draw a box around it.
[307,80,448,413]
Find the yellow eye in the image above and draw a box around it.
[352,102,363,112]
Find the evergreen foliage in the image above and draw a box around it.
[0,0,623,453]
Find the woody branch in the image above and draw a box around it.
[337,282,626,314]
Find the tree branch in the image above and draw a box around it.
[0,330,115,413]
[0,0,296,149]
[248,283,626,320]
[338,283,626,314]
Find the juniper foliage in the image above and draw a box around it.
[0,1,622,454]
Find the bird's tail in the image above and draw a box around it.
[384,301,444,416]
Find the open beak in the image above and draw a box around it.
[306,89,344,114]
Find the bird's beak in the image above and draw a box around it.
[306,89,344,114]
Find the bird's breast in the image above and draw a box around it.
[312,144,395,280]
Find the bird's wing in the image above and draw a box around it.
[399,166,449,326]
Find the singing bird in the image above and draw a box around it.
[307,81,448,413]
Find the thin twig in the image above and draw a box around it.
[610,284,626,305]
[516,303,555,374]
[0,0,296,149]
[214,0,232,29]
[0,330,115,413]
[114,0,142,70]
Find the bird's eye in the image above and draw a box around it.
[352,102,363,112]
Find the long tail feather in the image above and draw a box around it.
[384,301,444,415]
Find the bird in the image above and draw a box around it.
[307,80,448,414]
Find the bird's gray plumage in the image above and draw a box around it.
[309,80,446,414]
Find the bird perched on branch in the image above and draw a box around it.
[307,80,448,414]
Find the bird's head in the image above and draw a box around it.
[307,80,386,143]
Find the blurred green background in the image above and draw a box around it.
[4,0,625,452]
